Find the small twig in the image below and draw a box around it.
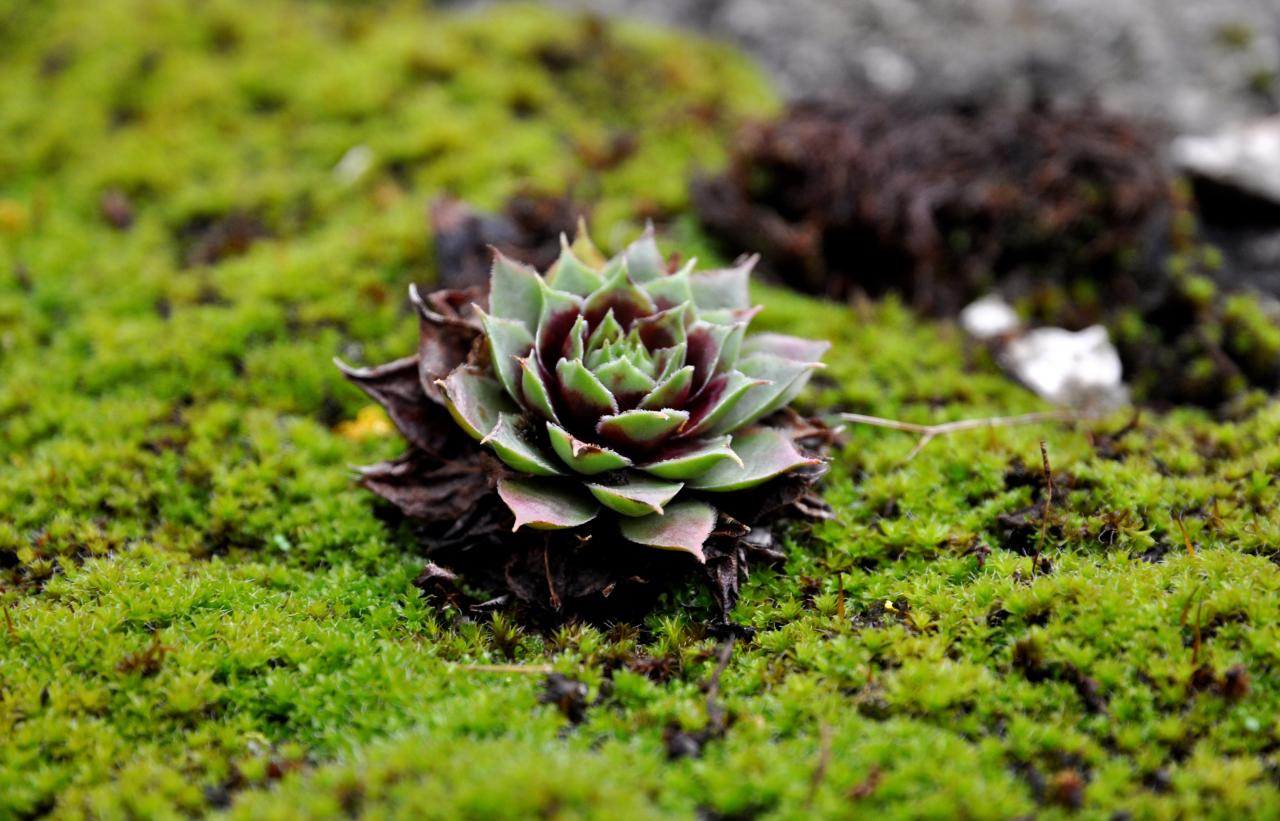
[2,602,15,641]
[1179,583,1206,668]
[836,572,846,621]
[1033,440,1055,576]
[703,638,735,736]
[805,723,834,808]
[453,663,555,674]
[705,638,734,702]
[831,410,1075,461]
[543,541,561,611]
[1174,516,1197,558]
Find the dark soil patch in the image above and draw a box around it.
[694,97,1280,408]
[694,96,1168,318]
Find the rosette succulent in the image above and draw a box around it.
[430,226,828,561]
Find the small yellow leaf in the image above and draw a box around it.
[336,405,393,440]
[0,199,28,235]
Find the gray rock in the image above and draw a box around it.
[1173,116,1280,204]
[517,0,1280,133]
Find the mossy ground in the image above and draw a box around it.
[2,2,1279,818]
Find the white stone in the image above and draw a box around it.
[1171,117,1280,206]
[960,294,1021,340]
[1000,325,1128,410]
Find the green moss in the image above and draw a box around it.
[3,1,1280,818]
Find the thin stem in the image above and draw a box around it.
[830,410,1076,461]
[453,664,555,674]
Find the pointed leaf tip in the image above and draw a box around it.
[489,250,544,330]
[586,475,683,517]
[498,478,599,531]
[689,427,819,492]
[618,500,717,562]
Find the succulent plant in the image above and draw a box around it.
[428,225,827,562]
[339,221,830,616]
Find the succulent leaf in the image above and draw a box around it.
[569,218,607,269]
[498,477,600,531]
[585,308,624,352]
[547,422,632,474]
[652,342,688,382]
[481,413,564,476]
[640,364,694,410]
[592,356,657,407]
[642,261,695,308]
[709,353,821,434]
[536,292,583,369]
[632,302,690,350]
[686,321,737,391]
[480,311,535,403]
[689,256,756,311]
[583,259,657,328]
[562,314,588,361]
[597,408,690,450]
[518,357,560,423]
[620,225,666,283]
[585,475,684,516]
[439,367,517,440]
[617,500,718,562]
[490,251,543,330]
[681,371,762,437]
[547,238,605,296]
[556,358,619,421]
[639,435,742,480]
[688,428,818,492]
[740,332,832,364]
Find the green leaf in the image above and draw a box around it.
[569,217,607,269]
[681,371,762,437]
[547,422,632,475]
[519,357,559,423]
[480,311,535,403]
[620,224,666,282]
[481,413,564,476]
[586,309,624,353]
[438,367,517,440]
[718,308,760,372]
[740,332,831,364]
[688,427,819,492]
[709,353,822,434]
[597,408,689,450]
[640,365,694,410]
[583,258,657,328]
[651,342,688,382]
[535,282,583,366]
[689,255,756,311]
[592,356,657,405]
[586,475,684,516]
[618,500,717,562]
[632,302,690,350]
[686,320,736,391]
[555,359,619,419]
[498,477,599,531]
[639,436,743,480]
[490,251,543,330]
[563,314,588,361]
[547,238,605,296]
[642,260,695,308]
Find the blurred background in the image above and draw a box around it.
[528,0,1280,132]
[3,0,1280,413]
